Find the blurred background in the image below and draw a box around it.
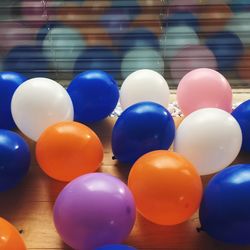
[0,0,250,87]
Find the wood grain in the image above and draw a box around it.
[0,116,250,250]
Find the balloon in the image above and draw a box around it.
[198,2,232,33]
[11,77,74,141]
[199,164,250,244]
[206,31,243,71]
[0,130,30,192]
[0,217,26,249]
[128,150,202,225]
[54,173,136,250]
[0,72,27,129]
[170,45,217,82]
[174,108,242,176]
[232,100,250,152]
[121,48,164,79]
[177,68,232,115]
[96,244,136,250]
[163,11,199,31]
[74,47,121,80]
[237,49,250,82]
[119,28,160,53]
[3,45,50,78]
[112,102,175,164]
[36,121,103,182]
[120,69,170,110]
[42,26,86,70]
[160,25,199,58]
[226,12,250,44]
[67,70,119,123]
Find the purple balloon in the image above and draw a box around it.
[53,173,136,250]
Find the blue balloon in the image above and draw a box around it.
[96,244,136,250]
[199,164,250,244]
[0,130,30,192]
[232,100,250,152]
[74,46,121,80]
[163,11,199,31]
[67,70,119,123]
[119,28,160,53]
[0,72,27,129]
[112,102,175,164]
[206,31,243,71]
[3,45,50,78]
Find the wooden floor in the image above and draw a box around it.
[1,91,250,250]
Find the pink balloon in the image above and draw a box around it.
[170,45,217,82]
[177,68,232,115]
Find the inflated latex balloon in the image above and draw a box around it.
[3,45,49,78]
[177,68,232,115]
[174,108,242,176]
[170,45,217,82]
[42,26,85,70]
[11,77,73,141]
[0,130,30,192]
[0,72,27,129]
[74,47,121,80]
[96,245,136,250]
[121,48,164,79]
[67,70,119,123]
[232,100,250,152]
[36,121,103,182]
[237,49,250,82]
[54,173,136,250]
[128,150,202,225]
[160,25,199,58]
[206,31,243,71]
[112,102,175,164]
[120,69,170,110]
[199,164,250,244]
[0,217,26,249]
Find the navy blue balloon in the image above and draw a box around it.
[3,45,50,78]
[163,11,199,31]
[206,31,243,71]
[112,102,175,164]
[199,164,250,244]
[232,100,250,152]
[0,72,27,129]
[119,28,160,53]
[96,244,136,250]
[0,130,30,192]
[74,46,121,80]
[67,70,119,123]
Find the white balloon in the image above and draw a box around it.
[174,108,242,176]
[120,69,170,110]
[11,78,74,141]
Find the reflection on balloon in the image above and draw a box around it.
[121,48,164,79]
[0,130,30,192]
[128,150,202,225]
[0,72,27,129]
[11,77,74,141]
[177,68,232,115]
[36,121,103,181]
[199,164,250,244]
[170,45,217,82]
[174,108,242,175]
[67,70,119,123]
[0,217,27,249]
[120,69,170,110]
[112,102,175,164]
[54,173,136,250]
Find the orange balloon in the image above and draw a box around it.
[128,150,202,225]
[0,217,26,250]
[36,121,103,182]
